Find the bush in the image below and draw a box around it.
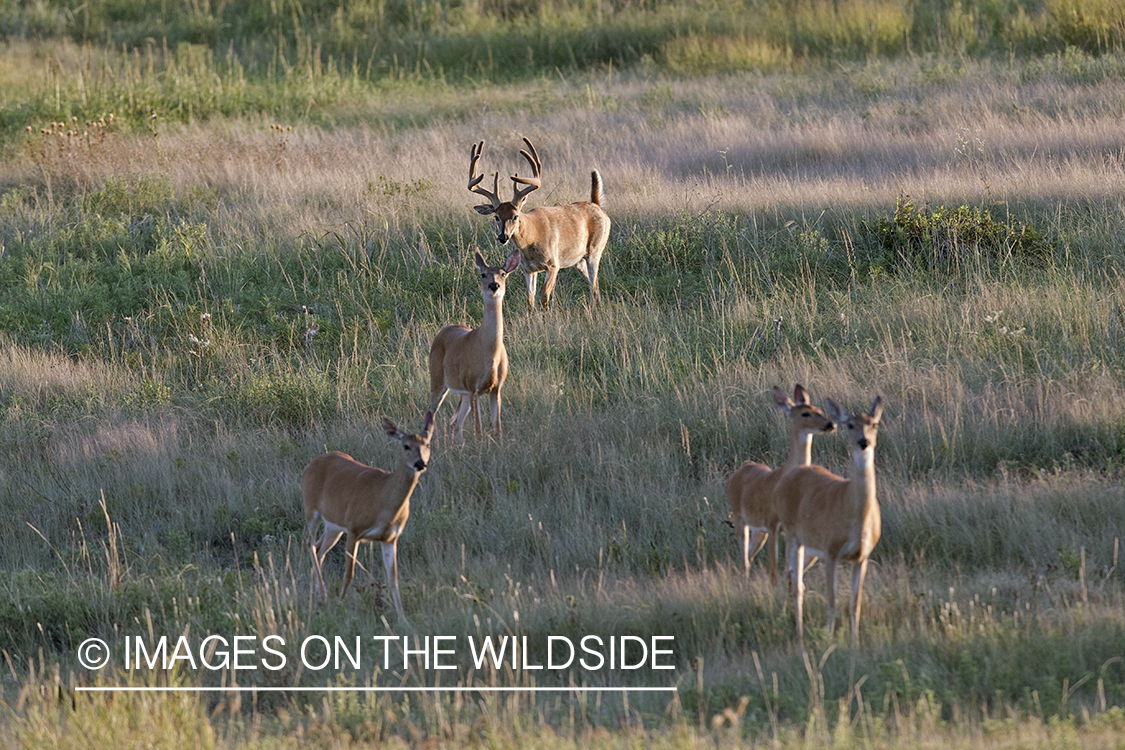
[868,195,1052,275]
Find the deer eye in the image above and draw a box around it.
[801,411,810,417]
[404,444,410,450]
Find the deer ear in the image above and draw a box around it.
[422,410,435,438]
[474,251,488,271]
[503,250,521,274]
[868,396,884,422]
[792,384,810,405]
[382,418,403,440]
[772,386,793,412]
[474,204,496,215]
[825,399,848,424]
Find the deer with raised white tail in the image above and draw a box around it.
[428,249,520,440]
[468,137,610,311]
[302,411,434,620]
[774,396,883,647]
[726,384,835,586]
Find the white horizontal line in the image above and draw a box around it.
[76,686,678,693]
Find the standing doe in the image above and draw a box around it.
[302,411,434,620]
[468,137,611,311]
[774,396,883,647]
[428,249,520,439]
[726,384,835,586]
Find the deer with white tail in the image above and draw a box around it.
[774,396,883,647]
[428,249,520,440]
[726,384,835,586]
[302,411,434,621]
[468,137,610,311]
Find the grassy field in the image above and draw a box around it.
[3,1,1125,746]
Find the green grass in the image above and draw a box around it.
[3,0,1125,138]
[3,3,1125,747]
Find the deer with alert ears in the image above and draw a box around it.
[428,249,520,440]
[726,384,835,586]
[302,411,434,620]
[774,396,883,647]
[469,137,611,311]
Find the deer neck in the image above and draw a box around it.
[783,429,816,469]
[479,296,505,349]
[387,463,422,511]
[849,448,878,518]
[510,213,541,251]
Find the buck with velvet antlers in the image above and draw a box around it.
[468,137,611,311]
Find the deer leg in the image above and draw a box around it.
[825,557,839,638]
[742,525,751,574]
[586,253,601,304]
[769,523,782,588]
[745,528,768,574]
[490,390,502,437]
[451,395,470,440]
[525,271,539,311]
[382,541,406,621]
[470,392,482,438]
[311,524,344,602]
[340,533,360,599]
[790,543,807,646]
[428,386,449,417]
[541,266,560,311]
[306,515,325,602]
[851,559,869,648]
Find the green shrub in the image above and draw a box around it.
[868,195,1052,275]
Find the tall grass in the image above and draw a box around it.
[2,0,1125,138]
[3,11,1125,746]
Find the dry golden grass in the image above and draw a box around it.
[4,44,1125,748]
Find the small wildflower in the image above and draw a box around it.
[200,312,212,323]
